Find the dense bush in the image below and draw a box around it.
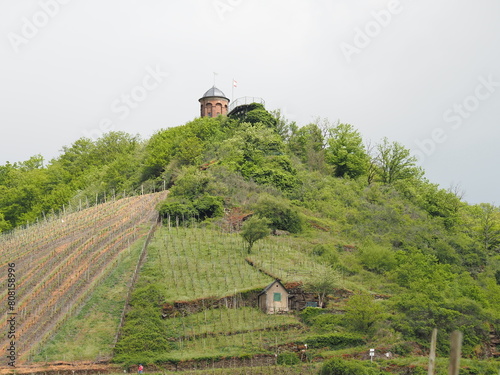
[357,243,396,274]
[169,167,212,199]
[158,195,223,221]
[342,292,385,334]
[253,195,303,233]
[304,333,365,349]
[311,313,343,331]
[229,103,277,129]
[300,306,325,325]
[320,358,379,375]
[276,351,300,365]
[158,197,196,219]
[459,361,500,375]
[193,194,224,220]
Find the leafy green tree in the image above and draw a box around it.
[390,292,489,355]
[176,136,204,165]
[15,154,44,170]
[326,123,368,178]
[0,156,48,227]
[142,117,223,179]
[240,215,270,254]
[94,132,140,164]
[304,266,339,308]
[375,138,422,184]
[253,194,302,233]
[421,183,463,229]
[357,243,396,274]
[230,103,277,129]
[270,108,296,140]
[343,292,384,333]
[169,167,212,199]
[158,197,196,220]
[0,213,11,233]
[220,123,297,190]
[142,126,184,178]
[365,141,379,185]
[193,195,224,220]
[390,249,454,295]
[288,123,327,171]
[472,203,500,253]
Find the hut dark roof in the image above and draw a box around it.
[258,279,287,296]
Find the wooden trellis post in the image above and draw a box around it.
[448,330,463,375]
[428,328,437,375]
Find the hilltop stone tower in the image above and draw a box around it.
[199,86,229,117]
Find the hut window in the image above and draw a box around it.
[273,292,281,302]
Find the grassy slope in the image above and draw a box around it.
[151,226,272,301]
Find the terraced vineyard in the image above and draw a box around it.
[0,191,167,363]
[115,225,325,365]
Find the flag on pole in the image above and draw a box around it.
[233,79,238,87]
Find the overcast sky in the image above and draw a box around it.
[1,0,499,204]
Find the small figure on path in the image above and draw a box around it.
[138,364,143,374]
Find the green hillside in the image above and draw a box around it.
[2,104,500,374]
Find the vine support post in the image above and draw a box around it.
[428,328,437,375]
[448,330,462,375]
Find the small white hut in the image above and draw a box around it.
[258,280,289,314]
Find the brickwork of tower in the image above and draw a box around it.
[199,86,230,117]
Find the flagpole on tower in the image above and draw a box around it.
[232,78,237,102]
[213,72,217,87]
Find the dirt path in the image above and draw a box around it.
[0,355,281,375]
[0,361,119,375]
